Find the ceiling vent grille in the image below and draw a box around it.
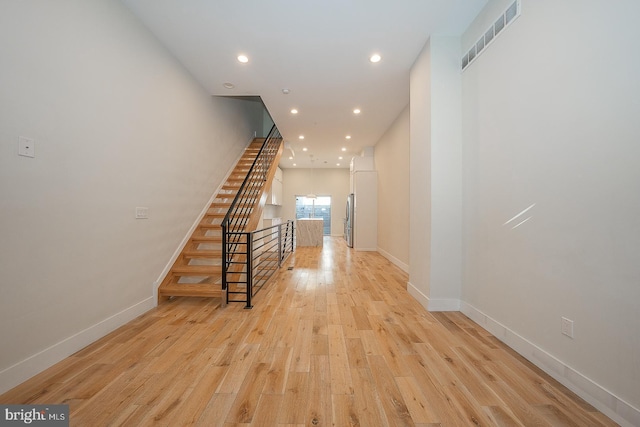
[462,0,521,70]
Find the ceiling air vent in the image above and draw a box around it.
[462,0,521,71]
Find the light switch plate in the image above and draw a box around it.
[18,136,35,158]
[561,317,574,338]
[135,207,149,219]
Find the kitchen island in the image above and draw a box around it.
[296,218,323,247]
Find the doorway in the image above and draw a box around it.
[295,196,331,235]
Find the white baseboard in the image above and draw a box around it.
[377,247,409,273]
[407,282,461,311]
[0,297,154,395]
[460,301,640,427]
[407,281,429,307]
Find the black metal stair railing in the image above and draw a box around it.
[221,125,291,308]
[225,220,295,308]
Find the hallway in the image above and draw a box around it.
[1,237,616,426]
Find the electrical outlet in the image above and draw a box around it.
[561,317,574,338]
[18,136,35,158]
[135,207,149,219]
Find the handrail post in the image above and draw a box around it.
[245,232,253,309]
[278,224,282,267]
[290,221,295,254]
[221,222,228,305]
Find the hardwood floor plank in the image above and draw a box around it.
[367,354,414,427]
[535,403,583,427]
[0,237,618,427]
[289,318,313,372]
[368,315,413,377]
[443,381,498,426]
[403,354,474,426]
[345,337,368,371]
[395,376,439,424]
[484,379,553,426]
[350,305,373,330]
[244,307,276,344]
[327,324,354,395]
[70,366,154,425]
[359,328,383,356]
[216,343,260,394]
[350,367,390,427]
[276,372,309,424]
[331,394,360,427]
[336,294,360,339]
[483,405,525,427]
[249,393,282,427]
[225,362,269,424]
[262,347,292,395]
[164,365,229,427]
[306,355,332,427]
[194,393,236,427]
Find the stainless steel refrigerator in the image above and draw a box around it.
[345,194,354,247]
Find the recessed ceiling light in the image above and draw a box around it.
[237,54,249,63]
[302,147,308,151]
[282,88,290,94]
[345,135,351,139]
[289,156,293,160]
[337,163,341,166]
[291,109,298,114]
[223,82,235,89]
[353,108,361,114]
[293,163,297,166]
[341,147,347,152]
[299,135,304,140]
[370,54,382,63]
[339,156,343,160]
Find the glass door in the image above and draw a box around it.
[295,196,331,235]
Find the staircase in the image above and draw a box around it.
[157,135,282,304]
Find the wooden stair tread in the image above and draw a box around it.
[183,249,222,258]
[202,212,226,218]
[171,265,222,275]
[197,222,221,229]
[225,181,261,187]
[189,237,222,244]
[158,283,223,298]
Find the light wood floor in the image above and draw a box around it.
[1,237,617,426]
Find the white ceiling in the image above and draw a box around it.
[121,0,487,168]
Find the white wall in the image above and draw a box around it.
[409,41,432,306]
[409,37,463,311]
[0,0,261,393]
[460,0,640,424]
[429,37,463,307]
[375,105,410,272]
[281,168,350,237]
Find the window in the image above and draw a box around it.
[295,196,331,235]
